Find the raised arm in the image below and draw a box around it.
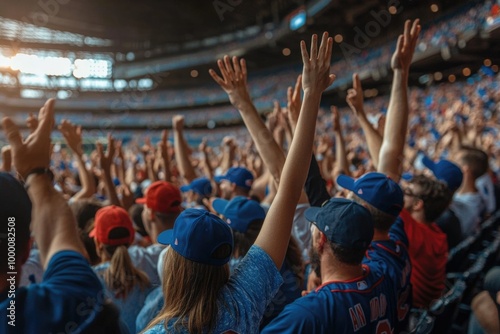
[331,106,351,180]
[255,32,335,267]
[346,73,383,168]
[2,99,86,268]
[158,129,172,182]
[96,134,121,206]
[209,56,286,184]
[378,19,421,181]
[172,115,197,183]
[59,120,96,201]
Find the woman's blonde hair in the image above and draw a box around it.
[144,245,231,333]
[102,244,150,299]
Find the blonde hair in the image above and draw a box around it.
[144,246,230,333]
[102,244,150,299]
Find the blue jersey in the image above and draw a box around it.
[262,262,397,334]
[1,251,103,334]
[364,239,412,332]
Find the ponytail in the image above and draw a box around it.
[103,245,150,299]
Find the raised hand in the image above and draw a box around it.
[209,55,251,110]
[391,19,421,72]
[2,99,55,180]
[346,73,365,115]
[286,75,302,128]
[96,134,115,174]
[300,32,335,94]
[172,115,185,132]
[331,106,341,133]
[59,119,83,156]
[159,129,169,159]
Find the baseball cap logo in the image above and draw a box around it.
[357,189,363,195]
[174,238,179,246]
[227,218,231,225]
[245,179,253,187]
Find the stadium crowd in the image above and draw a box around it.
[0,14,500,334]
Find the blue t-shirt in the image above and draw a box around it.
[262,262,397,334]
[1,251,104,334]
[364,239,412,332]
[136,286,164,333]
[144,245,283,333]
[93,261,153,333]
[229,257,302,328]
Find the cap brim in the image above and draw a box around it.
[401,173,413,181]
[336,174,355,191]
[421,154,436,172]
[304,206,322,223]
[212,198,229,215]
[180,185,191,193]
[157,229,174,245]
[135,198,146,204]
[214,175,226,183]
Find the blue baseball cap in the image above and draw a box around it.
[180,177,213,197]
[337,172,403,217]
[305,198,374,249]
[212,196,266,233]
[157,209,233,266]
[422,155,463,192]
[215,167,254,190]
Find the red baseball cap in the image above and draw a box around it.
[89,205,135,246]
[136,181,182,214]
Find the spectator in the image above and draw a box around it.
[0,99,125,333]
[451,146,489,235]
[391,174,450,309]
[91,205,152,333]
[469,266,500,334]
[143,32,335,333]
[262,198,398,333]
[212,196,304,327]
[215,167,254,199]
[420,156,464,249]
[133,180,182,286]
[180,177,212,210]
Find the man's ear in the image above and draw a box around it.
[414,198,424,211]
[318,233,327,253]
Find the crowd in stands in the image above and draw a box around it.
[0,12,499,334]
[0,0,492,126]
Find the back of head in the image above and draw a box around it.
[70,199,103,265]
[305,198,374,266]
[150,209,233,333]
[459,146,489,180]
[91,205,150,298]
[409,175,453,222]
[0,173,32,273]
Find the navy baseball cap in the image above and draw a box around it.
[157,209,233,266]
[215,167,254,190]
[212,196,266,233]
[337,172,403,217]
[422,156,463,192]
[305,198,374,249]
[180,177,213,197]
